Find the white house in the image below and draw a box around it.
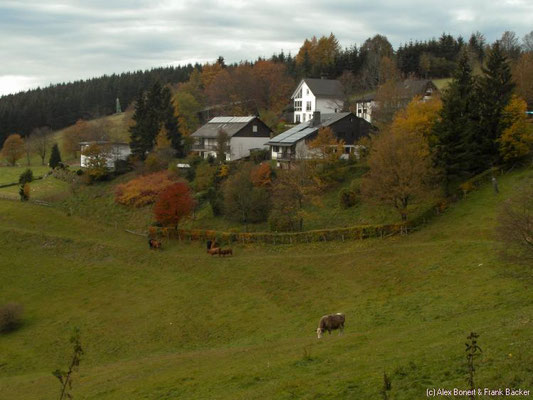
[80,141,131,169]
[354,79,439,123]
[291,78,344,124]
[190,116,271,161]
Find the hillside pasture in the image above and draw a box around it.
[0,168,531,399]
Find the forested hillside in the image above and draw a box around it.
[0,66,194,144]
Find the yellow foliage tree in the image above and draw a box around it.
[1,134,25,166]
[498,96,533,162]
[391,96,443,145]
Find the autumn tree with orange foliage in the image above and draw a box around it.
[361,128,439,221]
[63,119,88,159]
[153,182,195,228]
[295,34,340,77]
[307,126,344,162]
[206,61,293,116]
[1,134,25,166]
[250,163,273,187]
[115,171,176,207]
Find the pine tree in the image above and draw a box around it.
[129,83,183,159]
[474,42,515,170]
[129,91,151,159]
[433,51,477,185]
[49,143,62,168]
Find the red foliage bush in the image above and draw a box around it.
[115,171,176,207]
[153,182,195,227]
[250,163,272,187]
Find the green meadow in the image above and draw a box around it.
[0,167,531,399]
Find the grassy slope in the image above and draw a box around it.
[0,168,532,399]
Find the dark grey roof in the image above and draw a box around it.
[191,116,255,138]
[266,112,350,146]
[354,79,438,102]
[292,78,343,98]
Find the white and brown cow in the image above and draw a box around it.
[316,313,345,339]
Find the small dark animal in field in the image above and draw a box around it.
[317,313,345,339]
[148,239,162,249]
[207,247,220,256]
[218,248,233,257]
[206,240,219,250]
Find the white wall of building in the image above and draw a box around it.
[230,137,269,160]
[355,100,375,123]
[80,144,131,169]
[293,81,316,123]
[293,81,344,123]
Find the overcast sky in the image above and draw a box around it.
[0,0,531,96]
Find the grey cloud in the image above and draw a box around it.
[0,0,531,95]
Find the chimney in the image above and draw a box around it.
[312,111,321,126]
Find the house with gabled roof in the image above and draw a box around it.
[266,111,374,167]
[190,116,271,161]
[354,79,439,123]
[291,78,344,124]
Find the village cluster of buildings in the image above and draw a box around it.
[81,78,439,169]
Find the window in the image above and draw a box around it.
[273,146,279,152]
[303,114,306,122]
[294,100,302,111]
[306,88,309,95]
[358,109,362,114]
[252,125,257,133]
[296,89,302,98]
[295,114,301,123]
[306,101,312,111]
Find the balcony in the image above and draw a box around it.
[275,152,296,161]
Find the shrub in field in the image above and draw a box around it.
[115,171,176,207]
[153,182,195,228]
[0,303,23,333]
[18,168,33,185]
[339,188,358,209]
[19,183,30,201]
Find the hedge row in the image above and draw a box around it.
[150,218,428,245]
[0,176,44,189]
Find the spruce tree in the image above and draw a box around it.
[128,83,183,159]
[473,42,515,170]
[433,51,477,185]
[49,143,62,168]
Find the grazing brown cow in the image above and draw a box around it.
[317,313,345,339]
[218,248,233,257]
[148,239,162,249]
[207,247,220,256]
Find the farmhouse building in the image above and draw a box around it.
[267,111,374,167]
[191,116,271,161]
[354,79,439,123]
[80,141,131,169]
[292,78,344,124]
